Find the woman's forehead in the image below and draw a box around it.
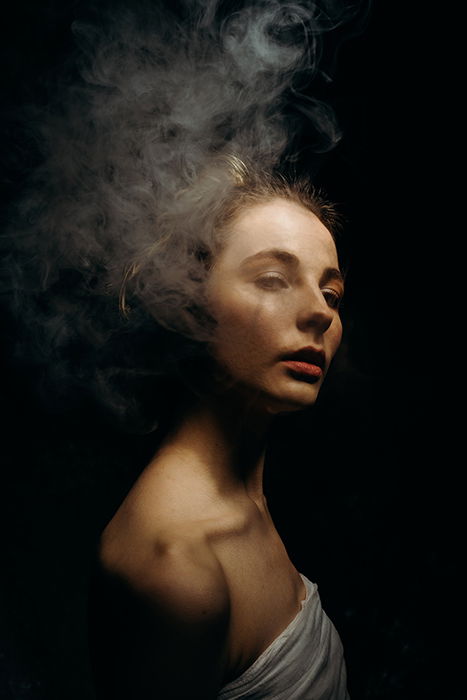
[220,198,338,266]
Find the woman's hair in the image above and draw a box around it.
[4,153,340,432]
[212,155,342,243]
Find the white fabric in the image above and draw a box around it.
[217,573,350,699]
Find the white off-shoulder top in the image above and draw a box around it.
[217,573,350,699]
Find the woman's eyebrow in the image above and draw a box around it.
[321,267,345,289]
[240,248,299,268]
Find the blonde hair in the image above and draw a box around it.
[212,154,341,245]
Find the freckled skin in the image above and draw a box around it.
[206,197,343,414]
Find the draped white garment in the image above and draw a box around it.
[217,574,350,700]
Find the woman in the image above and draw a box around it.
[88,161,350,699]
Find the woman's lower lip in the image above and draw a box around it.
[282,360,323,379]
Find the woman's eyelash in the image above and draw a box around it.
[255,273,289,290]
[254,275,343,308]
[322,288,343,309]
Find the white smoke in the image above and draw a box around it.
[1,0,365,427]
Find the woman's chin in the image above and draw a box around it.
[211,372,322,416]
[265,396,318,415]
[254,384,322,416]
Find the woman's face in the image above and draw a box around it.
[206,197,344,414]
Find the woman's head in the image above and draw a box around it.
[119,156,344,417]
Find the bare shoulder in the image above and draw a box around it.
[91,518,232,698]
[96,454,245,621]
[98,521,231,624]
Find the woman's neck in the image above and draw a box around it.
[157,393,273,505]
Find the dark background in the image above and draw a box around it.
[0,1,460,699]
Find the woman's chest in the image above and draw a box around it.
[211,514,306,683]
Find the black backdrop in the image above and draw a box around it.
[0,2,460,699]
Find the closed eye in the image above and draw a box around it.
[255,273,289,290]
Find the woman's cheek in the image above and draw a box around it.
[211,305,276,376]
[214,290,268,336]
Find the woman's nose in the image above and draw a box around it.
[295,288,333,334]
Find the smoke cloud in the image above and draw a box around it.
[1,0,366,428]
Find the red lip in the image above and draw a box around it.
[281,346,326,369]
[280,346,326,382]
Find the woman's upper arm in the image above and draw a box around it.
[88,539,231,700]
